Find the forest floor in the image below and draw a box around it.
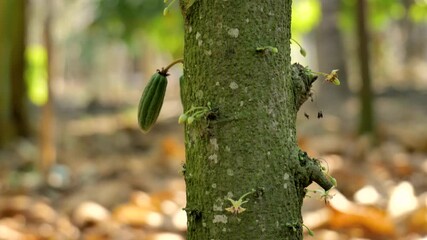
[0,89,426,240]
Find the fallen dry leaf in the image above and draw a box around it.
[407,207,427,235]
[145,232,184,240]
[112,204,164,227]
[387,181,418,218]
[327,192,396,237]
[161,137,185,162]
[72,201,111,228]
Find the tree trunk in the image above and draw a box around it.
[315,0,350,102]
[0,0,29,148]
[11,0,30,138]
[0,0,13,147]
[356,0,375,135]
[40,0,56,175]
[180,1,333,239]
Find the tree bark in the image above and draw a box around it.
[0,0,13,147]
[0,0,29,148]
[11,0,30,138]
[180,1,333,239]
[356,0,375,135]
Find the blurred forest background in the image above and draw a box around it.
[1,0,427,239]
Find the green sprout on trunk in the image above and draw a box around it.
[178,103,212,125]
[256,46,278,54]
[225,189,256,214]
[290,38,307,57]
[163,0,177,16]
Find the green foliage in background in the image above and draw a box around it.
[292,0,322,36]
[90,0,324,55]
[338,0,426,31]
[90,0,183,56]
[409,0,427,22]
[92,0,164,41]
[70,0,426,74]
[25,45,47,106]
[143,13,183,56]
[291,0,424,35]
[369,0,405,30]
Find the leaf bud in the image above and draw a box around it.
[178,114,188,124]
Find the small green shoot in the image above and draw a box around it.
[303,223,314,236]
[185,0,196,10]
[290,38,306,57]
[163,7,169,16]
[286,221,314,236]
[163,0,177,16]
[286,222,298,232]
[178,103,212,125]
[178,114,188,124]
[307,188,336,205]
[225,189,256,214]
[256,46,278,54]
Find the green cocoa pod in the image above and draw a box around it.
[137,71,168,132]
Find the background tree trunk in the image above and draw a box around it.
[180,1,332,239]
[39,0,56,175]
[356,0,375,135]
[0,0,29,148]
[315,0,350,104]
